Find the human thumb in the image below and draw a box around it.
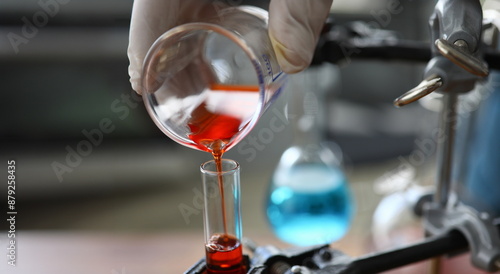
[269,0,333,74]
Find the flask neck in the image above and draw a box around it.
[291,89,325,148]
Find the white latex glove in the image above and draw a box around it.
[127,0,334,94]
[268,0,333,74]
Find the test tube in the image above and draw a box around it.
[201,159,245,274]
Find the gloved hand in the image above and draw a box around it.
[268,0,333,74]
[127,0,334,93]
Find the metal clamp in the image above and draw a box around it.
[393,1,500,273]
[435,38,489,77]
[393,0,488,108]
[393,75,442,107]
[424,200,500,271]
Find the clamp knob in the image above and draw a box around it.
[435,38,489,77]
[393,75,443,107]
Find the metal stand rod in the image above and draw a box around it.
[435,93,458,208]
[341,231,468,274]
[428,93,459,274]
[315,38,500,69]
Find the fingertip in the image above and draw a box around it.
[270,34,312,74]
[127,48,143,94]
[130,78,143,95]
[128,65,142,94]
[268,0,333,73]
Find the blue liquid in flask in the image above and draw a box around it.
[266,163,353,246]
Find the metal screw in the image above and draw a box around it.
[319,248,332,261]
[480,212,490,220]
[454,39,469,52]
[269,261,291,274]
[290,265,311,274]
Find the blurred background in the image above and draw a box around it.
[0,0,472,273]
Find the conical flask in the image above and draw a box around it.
[265,66,354,246]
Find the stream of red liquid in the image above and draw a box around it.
[187,84,258,273]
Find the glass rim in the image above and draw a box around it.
[200,158,240,175]
[142,21,264,90]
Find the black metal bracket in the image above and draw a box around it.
[185,230,470,274]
